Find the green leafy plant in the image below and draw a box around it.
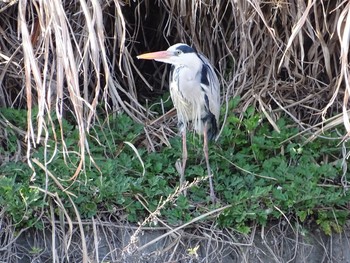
[0,102,349,234]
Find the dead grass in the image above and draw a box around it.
[1,0,350,262]
[2,1,348,162]
[0,215,346,262]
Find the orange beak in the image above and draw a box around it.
[137,51,172,60]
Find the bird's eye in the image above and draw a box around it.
[174,50,182,56]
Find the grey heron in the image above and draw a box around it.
[137,43,220,202]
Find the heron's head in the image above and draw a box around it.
[137,43,199,67]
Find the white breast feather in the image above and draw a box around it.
[170,66,208,134]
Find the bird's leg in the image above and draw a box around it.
[203,122,216,202]
[180,128,188,195]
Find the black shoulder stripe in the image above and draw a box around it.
[204,93,210,110]
[201,65,209,86]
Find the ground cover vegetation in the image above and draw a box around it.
[0,99,348,236]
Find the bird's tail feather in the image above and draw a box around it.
[203,112,218,141]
